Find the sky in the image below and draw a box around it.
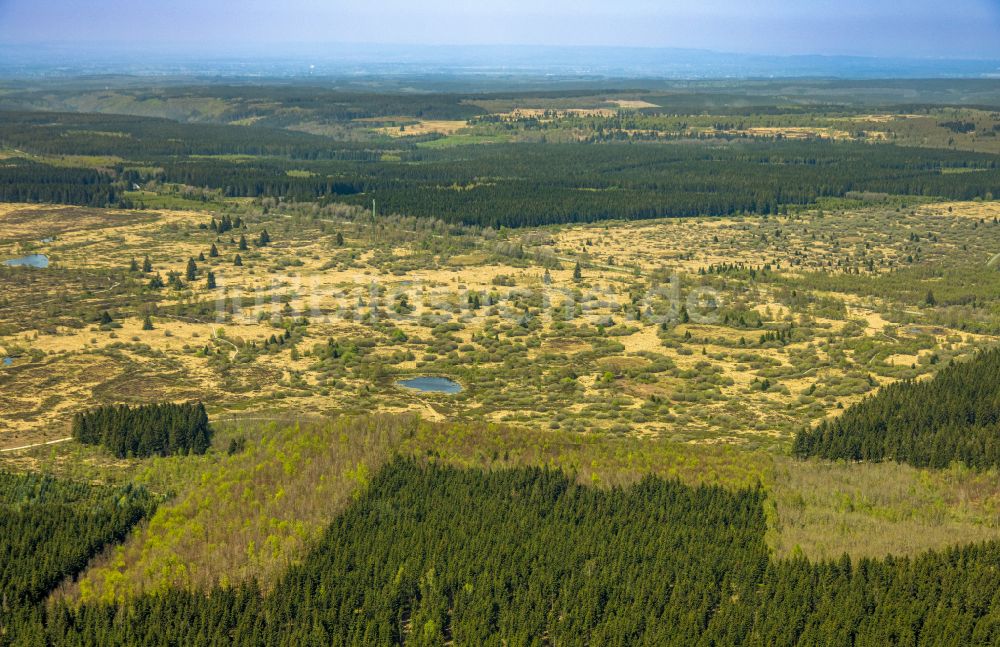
[1,0,999,59]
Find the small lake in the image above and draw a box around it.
[2,357,11,366]
[397,376,463,394]
[4,254,49,268]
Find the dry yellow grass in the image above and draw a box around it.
[374,119,469,137]
[608,99,660,109]
[703,126,854,140]
[494,107,619,120]
[2,200,996,448]
[915,200,1000,221]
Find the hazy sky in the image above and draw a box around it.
[2,0,999,59]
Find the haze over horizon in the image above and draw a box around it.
[2,0,1000,60]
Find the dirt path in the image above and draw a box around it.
[0,437,72,453]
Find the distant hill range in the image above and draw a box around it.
[1,43,998,80]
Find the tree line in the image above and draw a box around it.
[0,471,155,611]
[7,459,1000,645]
[0,159,128,208]
[0,87,487,127]
[0,111,386,160]
[149,141,1000,228]
[72,402,212,458]
[4,110,1000,226]
[793,347,1000,468]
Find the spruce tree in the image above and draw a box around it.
[167,271,184,289]
[234,254,243,266]
[239,235,248,251]
[209,243,219,258]
[206,271,216,289]
[142,255,152,273]
[142,314,154,330]
[186,258,198,282]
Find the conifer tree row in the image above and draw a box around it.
[7,459,1000,645]
[793,347,1000,468]
[0,471,156,610]
[71,402,212,458]
[0,159,128,208]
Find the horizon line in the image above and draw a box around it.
[3,41,1000,64]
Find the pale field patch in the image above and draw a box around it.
[704,126,854,140]
[915,200,1000,221]
[884,353,920,367]
[374,119,469,137]
[494,107,620,120]
[608,99,660,109]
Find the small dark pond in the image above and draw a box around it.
[4,254,49,268]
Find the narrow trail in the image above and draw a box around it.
[0,437,72,453]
